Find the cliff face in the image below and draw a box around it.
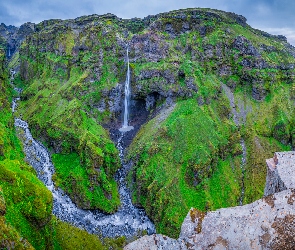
[0,22,35,57]
[125,152,295,249]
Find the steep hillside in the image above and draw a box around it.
[126,9,295,237]
[11,7,295,239]
[0,46,126,250]
[0,47,53,249]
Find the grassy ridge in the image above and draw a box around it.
[52,153,119,212]
[0,47,127,249]
[125,13,295,238]
[52,217,125,250]
[17,41,122,211]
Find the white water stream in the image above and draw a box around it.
[11,68,155,238]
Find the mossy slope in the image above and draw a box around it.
[0,48,53,249]
[0,46,127,249]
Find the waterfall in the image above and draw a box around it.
[119,48,134,132]
[11,67,155,239]
[8,46,11,57]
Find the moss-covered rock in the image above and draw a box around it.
[52,217,126,250]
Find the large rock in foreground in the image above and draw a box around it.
[125,152,295,249]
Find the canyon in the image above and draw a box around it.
[0,7,295,249]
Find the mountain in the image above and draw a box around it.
[1,7,295,248]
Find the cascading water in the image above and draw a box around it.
[221,84,247,206]
[119,48,134,132]
[11,70,155,238]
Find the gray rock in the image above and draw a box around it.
[185,77,198,92]
[264,153,287,196]
[252,81,267,101]
[124,235,183,250]
[146,94,156,110]
[233,36,260,57]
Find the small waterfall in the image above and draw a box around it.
[119,48,134,132]
[222,84,247,206]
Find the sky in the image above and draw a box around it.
[1,0,295,45]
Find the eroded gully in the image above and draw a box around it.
[222,84,249,205]
[11,69,155,239]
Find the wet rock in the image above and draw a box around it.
[145,93,156,110]
[108,84,123,113]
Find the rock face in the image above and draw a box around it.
[264,153,288,196]
[0,22,35,58]
[125,152,295,249]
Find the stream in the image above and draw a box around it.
[11,61,155,238]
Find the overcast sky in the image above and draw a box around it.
[1,0,295,45]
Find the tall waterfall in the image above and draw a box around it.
[119,48,134,132]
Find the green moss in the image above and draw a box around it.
[0,159,53,249]
[17,63,121,211]
[128,74,295,238]
[0,217,34,249]
[8,51,20,70]
[0,48,54,249]
[52,153,120,212]
[52,217,126,250]
[128,98,242,237]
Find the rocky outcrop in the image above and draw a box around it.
[125,152,295,249]
[264,153,288,196]
[0,22,35,58]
